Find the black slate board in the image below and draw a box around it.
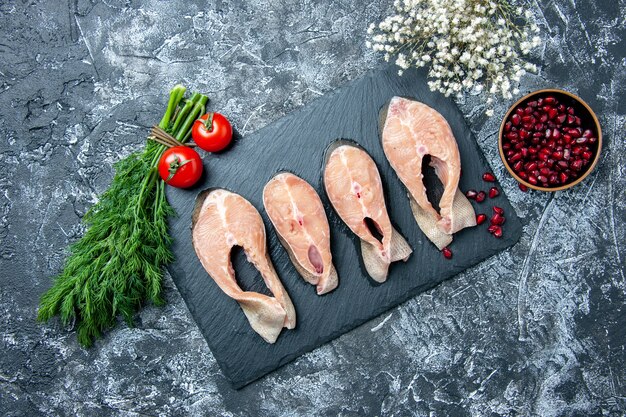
[165,66,523,388]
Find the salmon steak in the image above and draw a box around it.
[381,97,476,250]
[192,188,296,343]
[323,141,412,283]
[263,173,339,295]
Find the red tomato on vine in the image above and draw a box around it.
[192,112,233,152]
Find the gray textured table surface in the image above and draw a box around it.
[1,0,624,416]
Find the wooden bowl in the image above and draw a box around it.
[498,89,602,191]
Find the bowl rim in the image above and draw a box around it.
[498,88,602,192]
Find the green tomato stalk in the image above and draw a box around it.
[37,86,208,347]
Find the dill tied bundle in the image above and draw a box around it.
[38,86,208,347]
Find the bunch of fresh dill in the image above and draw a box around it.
[37,86,208,347]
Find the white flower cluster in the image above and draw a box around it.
[366,0,541,115]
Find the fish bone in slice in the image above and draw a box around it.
[192,188,296,343]
[263,172,338,295]
[380,97,476,250]
[323,141,412,283]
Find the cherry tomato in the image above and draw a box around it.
[192,112,233,152]
[158,146,203,188]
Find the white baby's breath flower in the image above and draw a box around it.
[366,0,541,116]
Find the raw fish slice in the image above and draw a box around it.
[263,172,338,295]
[192,189,296,343]
[323,141,412,282]
[381,97,476,249]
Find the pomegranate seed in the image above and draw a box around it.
[557,160,569,169]
[492,206,504,215]
[511,114,521,126]
[538,175,548,184]
[563,134,572,144]
[567,114,575,124]
[465,190,478,199]
[576,137,588,144]
[582,150,593,160]
[569,128,582,138]
[583,129,593,138]
[552,150,563,160]
[537,98,544,106]
[504,121,512,132]
[559,172,569,183]
[528,175,538,185]
[524,162,536,171]
[518,171,528,180]
[475,191,487,202]
[571,160,583,171]
[588,137,597,144]
[556,114,567,124]
[491,213,505,226]
[544,96,556,105]
[528,100,538,108]
[489,187,500,198]
[519,129,530,139]
[491,225,503,238]
[545,128,552,139]
[549,174,558,184]
[442,247,453,259]
[540,167,551,175]
[567,106,575,115]
[574,116,581,126]
[552,129,561,139]
[540,113,548,123]
[506,132,519,141]
[513,160,523,172]
[548,108,558,119]
[483,172,496,182]
[476,214,487,225]
[519,183,528,192]
[524,106,533,115]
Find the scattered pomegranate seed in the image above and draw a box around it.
[491,213,505,225]
[488,187,500,198]
[482,172,496,182]
[442,247,453,259]
[519,183,528,192]
[476,214,487,225]
[475,191,487,202]
[465,190,478,199]
[487,225,503,238]
[492,206,504,215]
